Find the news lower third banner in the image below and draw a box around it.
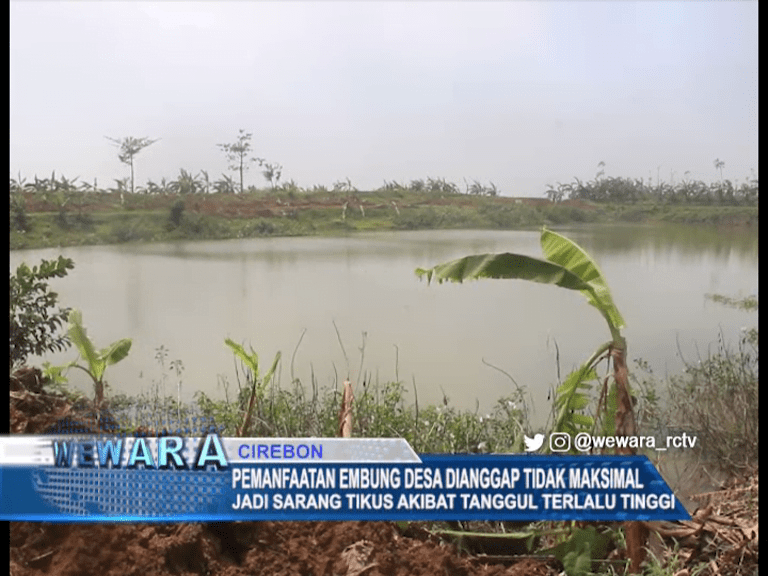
[0,435,690,522]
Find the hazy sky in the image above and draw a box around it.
[10,1,757,197]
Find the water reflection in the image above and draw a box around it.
[556,223,757,262]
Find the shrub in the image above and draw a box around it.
[668,328,758,471]
[543,205,572,225]
[635,326,758,474]
[242,219,276,236]
[112,223,142,243]
[168,199,185,229]
[73,211,95,229]
[10,193,30,232]
[185,378,528,453]
[178,213,221,237]
[10,256,74,370]
[393,207,441,229]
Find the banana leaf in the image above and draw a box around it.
[540,228,625,333]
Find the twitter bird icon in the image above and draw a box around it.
[524,433,545,452]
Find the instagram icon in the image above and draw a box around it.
[548,433,571,452]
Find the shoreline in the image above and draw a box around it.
[10,191,758,251]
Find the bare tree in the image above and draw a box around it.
[105,136,159,195]
[218,129,261,193]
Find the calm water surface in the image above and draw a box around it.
[11,225,758,426]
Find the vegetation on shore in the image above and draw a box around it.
[10,165,758,250]
[634,300,759,475]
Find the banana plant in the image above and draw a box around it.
[225,338,281,437]
[416,228,632,440]
[44,309,132,406]
[416,227,645,571]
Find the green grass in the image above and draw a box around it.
[634,319,758,474]
[109,376,529,455]
[11,190,757,251]
[606,203,758,226]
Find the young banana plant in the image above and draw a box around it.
[44,309,132,406]
[416,227,646,571]
[224,338,281,437]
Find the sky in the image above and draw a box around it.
[10,1,758,197]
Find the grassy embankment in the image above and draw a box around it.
[10,188,758,250]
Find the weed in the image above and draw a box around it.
[633,326,758,474]
[669,327,758,472]
[705,293,758,311]
[641,544,708,576]
[240,218,277,236]
[10,192,30,232]
[168,199,185,229]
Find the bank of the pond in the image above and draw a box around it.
[10,190,758,250]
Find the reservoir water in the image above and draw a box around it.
[10,224,758,427]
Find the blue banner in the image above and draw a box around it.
[0,436,690,522]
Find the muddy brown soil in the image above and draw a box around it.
[9,368,559,576]
[10,521,562,576]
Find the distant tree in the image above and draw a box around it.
[218,129,262,194]
[169,169,204,195]
[145,177,171,195]
[714,158,725,184]
[464,179,482,195]
[106,136,159,195]
[410,179,425,193]
[596,161,605,180]
[464,178,497,196]
[10,191,29,232]
[214,174,238,195]
[261,162,283,189]
[545,185,565,203]
[200,170,211,195]
[425,177,459,195]
[332,178,356,193]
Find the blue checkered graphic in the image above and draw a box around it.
[44,414,220,437]
[32,467,226,517]
[33,414,226,516]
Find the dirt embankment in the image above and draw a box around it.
[8,367,758,576]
